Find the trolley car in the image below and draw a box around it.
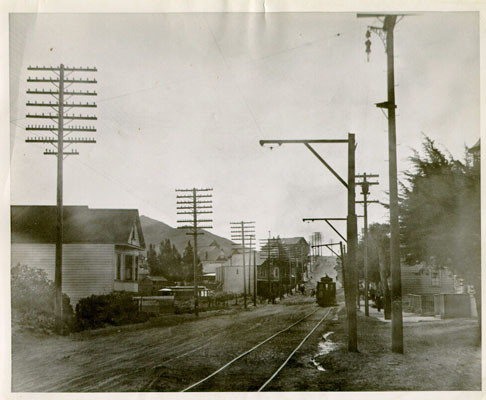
[316,275,336,307]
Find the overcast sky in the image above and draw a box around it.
[9,12,479,250]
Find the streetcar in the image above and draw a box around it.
[316,275,336,307]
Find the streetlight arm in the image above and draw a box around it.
[304,143,348,189]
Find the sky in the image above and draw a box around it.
[9,12,479,251]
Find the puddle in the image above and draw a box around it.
[311,331,339,372]
[311,358,326,371]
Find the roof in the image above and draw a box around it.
[280,237,309,246]
[224,252,264,267]
[11,205,145,249]
[146,276,168,282]
[468,139,480,153]
[199,246,225,261]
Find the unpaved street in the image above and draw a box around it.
[13,296,335,392]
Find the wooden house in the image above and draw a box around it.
[401,263,456,315]
[198,240,230,275]
[215,252,263,294]
[401,264,455,296]
[11,205,146,304]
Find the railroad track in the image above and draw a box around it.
[180,306,336,392]
[26,302,333,392]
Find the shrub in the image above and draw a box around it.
[11,264,74,334]
[74,292,149,331]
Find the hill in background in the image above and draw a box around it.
[140,215,234,257]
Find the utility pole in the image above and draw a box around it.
[230,221,255,309]
[346,133,358,352]
[359,13,405,353]
[25,64,97,332]
[176,188,213,317]
[252,236,257,306]
[260,234,276,303]
[356,173,379,317]
[260,135,358,352]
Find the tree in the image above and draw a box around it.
[147,240,183,280]
[158,239,182,279]
[368,223,391,319]
[399,136,480,328]
[182,241,202,282]
[147,243,163,276]
[169,244,183,278]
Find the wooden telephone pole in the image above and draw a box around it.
[359,12,407,353]
[230,221,255,309]
[176,188,213,317]
[25,64,97,331]
[356,173,379,317]
[260,235,278,303]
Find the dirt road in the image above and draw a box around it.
[13,295,334,392]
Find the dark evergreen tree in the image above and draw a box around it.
[147,243,163,276]
[182,241,202,282]
[399,136,480,328]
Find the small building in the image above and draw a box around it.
[401,264,455,296]
[468,139,480,167]
[216,252,262,294]
[280,237,310,282]
[11,205,146,304]
[401,263,456,315]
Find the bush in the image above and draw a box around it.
[11,264,74,334]
[74,292,149,331]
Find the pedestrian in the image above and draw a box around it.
[375,282,383,312]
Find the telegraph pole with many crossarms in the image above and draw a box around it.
[176,188,213,317]
[356,173,379,317]
[25,64,97,331]
[230,221,255,309]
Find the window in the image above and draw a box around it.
[116,254,121,280]
[125,255,133,280]
[135,256,138,281]
[431,272,441,287]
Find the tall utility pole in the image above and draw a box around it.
[176,188,213,317]
[260,235,277,303]
[25,64,97,331]
[249,234,257,306]
[356,173,379,317]
[260,135,358,352]
[358,13,406,353]
[230,221,255,309]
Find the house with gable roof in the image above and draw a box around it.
[198,239,230,276]
[11,205,146,304]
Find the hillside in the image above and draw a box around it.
[140,215,235,257]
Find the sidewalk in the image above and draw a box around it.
[301,302,481,391]
[357,301,440,323]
